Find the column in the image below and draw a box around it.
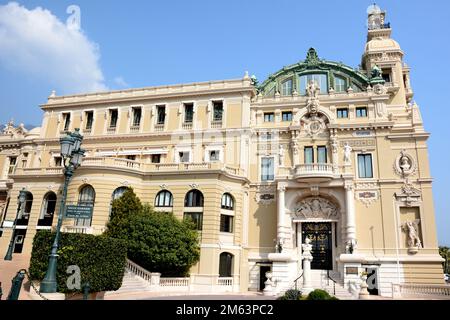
[345,182,356,246]
[277,185,286,244]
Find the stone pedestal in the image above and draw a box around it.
[262,271,276,296]
[268,252,296,295]
[301,238,313,295]
[338,253,365,299]
[359,275,370,300]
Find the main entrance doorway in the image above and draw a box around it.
[301,222,332,270]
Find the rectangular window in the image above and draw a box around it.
[382,69,391,83]
[213,101,223,121]
[156,105,166,124]
[264,113,274,122]
[209,150,220,161]
[282,111,292,122]
[151,154,161,163]
[54,156,62,167]
[317,146,327,163]
[132,107,142,127]
[356,107,368,117]
[299,73,328,95]
[337,108,349,118]
[184,103,194,123]
[85,111,94,130]
[220,214,233,233]
[358,154,373,178]
[304,147,314,164]
[184,212,203,230]
[62,113,71,131]
[179,151,190,163]
[8,156,17,174]
[281,79,293,96]
[21,153,28,168]
[109,109,118,128]
[261,157,274,181]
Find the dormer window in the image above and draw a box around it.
[334,76,347,92]
[281,79,293,96]
[299,74,327,95]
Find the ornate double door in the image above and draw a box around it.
[301,222,333,270]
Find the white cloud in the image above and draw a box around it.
[0,2,108,94]
[113,76,129,88]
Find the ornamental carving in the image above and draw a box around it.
[301,114,327,138]
[2,120,27,139]
[254,185,276,205]
[395,182,421,206]
[356,191,378,207]
[340,139,375,148]
[293,197,339,220]
[393,150,416,177]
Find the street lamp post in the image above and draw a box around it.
[4,188,27,260]
[39,129,84,293]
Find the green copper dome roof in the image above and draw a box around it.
[258,48,371,96]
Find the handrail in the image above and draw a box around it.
[293,271,304,291]
[326,270,336,296]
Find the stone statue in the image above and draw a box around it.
[403,220,422,248]
[331,137,338,154]
[302,237,313,258]
[343,142,352,164]
[306,80,320,99]
[278,144,285,165]
[400,151,411,172]
[371,65,382,79]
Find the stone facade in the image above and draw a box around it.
[0,7,444,297]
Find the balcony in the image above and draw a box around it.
[81,157,246,177]
[130,125,140,133]
[154,123,164,132]
[182,122,193,130]
[211,120,223,129]
[9,158,247,178]
[107,126,117,134]
[293,163,335,182]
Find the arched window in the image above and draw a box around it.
[17,191,33,226]
[38,192,57,226]
[184,190,204,207]
[155,190,173,207]
[219,252,233,277]
[112,186,128,201]
[221,193,234,210]
[281,79,293,96]
[76,185,95,227]
[334,76,347,92]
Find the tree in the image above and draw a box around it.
[125,206,200,277]
[439,246,449,274]
[105,188,142,241]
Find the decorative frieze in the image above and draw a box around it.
[340,139,375,148]
[293,197,339,220]
[355,190,378,207]
[254,185,276,205]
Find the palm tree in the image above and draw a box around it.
[439,246,449,274]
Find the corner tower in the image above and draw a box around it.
[362,5,413,105]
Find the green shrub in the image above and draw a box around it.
[277,289,302,300]
[306,289,332,300]
[29,230,127,293]
[125,206,200,277]
[105,188,142,241]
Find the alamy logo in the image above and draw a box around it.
[66,265,81,290]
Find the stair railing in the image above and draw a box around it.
[326,270,336,296]
[293,271,304,291]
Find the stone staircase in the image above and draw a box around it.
[293,270,355,300]
[107,270,152,295]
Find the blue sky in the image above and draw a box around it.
[0,0,449,245]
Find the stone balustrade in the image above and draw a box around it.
[393,283,450,299]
